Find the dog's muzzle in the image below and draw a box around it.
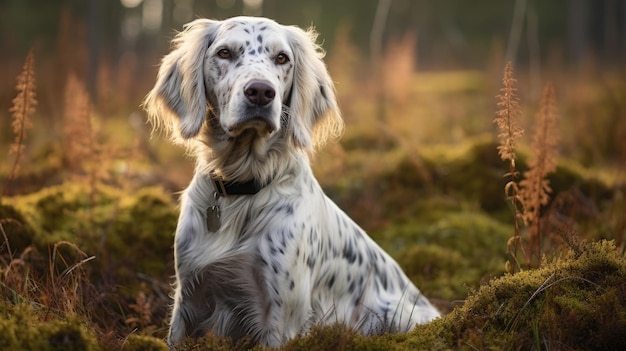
[226,80,280,137]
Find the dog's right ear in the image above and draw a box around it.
[144,19,220,142]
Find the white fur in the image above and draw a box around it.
[144,16,439,348]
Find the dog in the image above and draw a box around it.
[144,16,440,348]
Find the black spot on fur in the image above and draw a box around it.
[380,274,388,290]
[249,49,256,55]
[348,281,355,294]
[366,248,377,262]
[289,280,295,290]
[343,244,357,264]
[306,256,316,269]
[276,204,294,215]
[327,274,336,289]
[257,34,263,43]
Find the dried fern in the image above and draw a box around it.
[494,62,524,166]
[3,49,37,197]
[494,62,526,271]
[520,82,560,262]
[63,73,93,173]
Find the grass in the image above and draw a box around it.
[0,39,625,351]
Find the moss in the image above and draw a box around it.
[377,202,511,301]
[1,182,177,336]
[174,332,258,351]
[439,240,626,350]
[121,334,168,351]
[3,183,122,249]
[340,124,399,152]
[396,244,472,300]
[2,183,176,279]
[0,303,100,351]
[107,186,177,279]
[0,201,36,252]
[282,324,359,351]
[322,136,623,231]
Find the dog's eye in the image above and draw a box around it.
[217,49,232,59]
[275,53,289,65]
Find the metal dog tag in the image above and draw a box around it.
[207,205,221,232]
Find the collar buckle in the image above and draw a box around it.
[211,175,229,197]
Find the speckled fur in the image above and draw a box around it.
[144,16,439,348]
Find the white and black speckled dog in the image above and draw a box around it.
[144,16,440,348]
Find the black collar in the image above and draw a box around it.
[210,174,266,197]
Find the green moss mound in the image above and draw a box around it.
[0,304,100,351]
[428,240,626,350]
[2,182,177,280]
[374,198,512,302]
[1,183,178,348]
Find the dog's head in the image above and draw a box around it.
[144,16,343,154]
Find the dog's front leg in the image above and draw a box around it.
[252,221,316,347]
[168,174,218,347]
[168,210,212,346]
[168,279,188,346]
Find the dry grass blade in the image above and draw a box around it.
[3,49,37,197]
[49,240,90,288]
[0,219,19,263]
[506,272,602,333]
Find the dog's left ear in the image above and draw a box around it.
[144,19,220,143]
[285,26,344,150]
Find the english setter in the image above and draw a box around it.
[144,16,439,348]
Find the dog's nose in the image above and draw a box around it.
[244,81,276,106]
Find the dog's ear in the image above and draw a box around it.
[285,26,343,150]
[144,19,220,142]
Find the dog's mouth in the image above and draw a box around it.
[226,115,277,138]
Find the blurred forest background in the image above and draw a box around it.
[1,0,626,350]
[1,0,625,182]
[1,0,625,157]
[1,0,625,129]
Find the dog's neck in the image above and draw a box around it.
[195,126,307,188]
